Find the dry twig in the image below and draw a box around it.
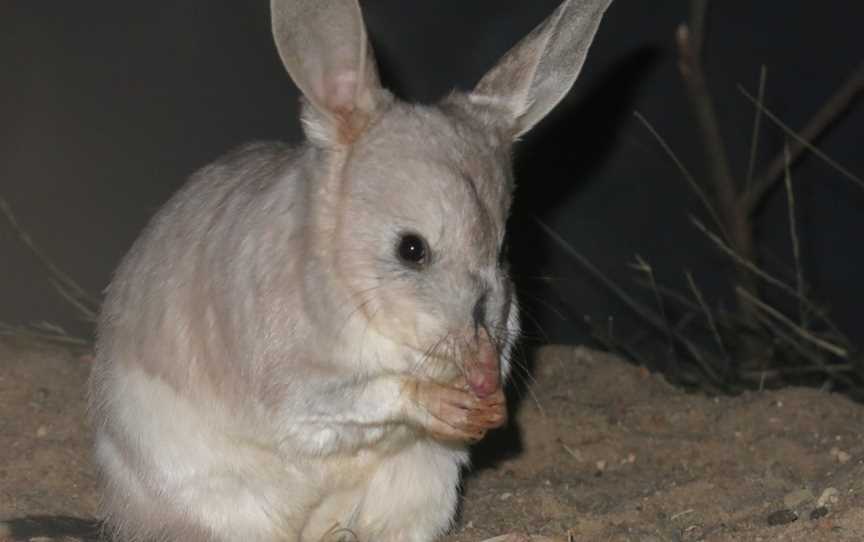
[677,0,760,323]
[742,61,864,211]
[782,144,806,326]
[537,220,723,384]
[745,65,768,189]
[686,271,729,362]
[0,322,91,349]
[0,196,99,321]
[690,216,846,343]
[736,287,848,359]
[633,111,727,239]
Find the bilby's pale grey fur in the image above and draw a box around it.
[89,0,612,540]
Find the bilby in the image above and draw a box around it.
[85,0,613,540]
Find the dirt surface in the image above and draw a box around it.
[2,338,864,541]
[0,338,98,522]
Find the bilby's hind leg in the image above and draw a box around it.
[100,475,294,542]
[96,433,307,542]
[355,441,467,542]
[93,368,315,541]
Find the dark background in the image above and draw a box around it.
[1,2,862,360]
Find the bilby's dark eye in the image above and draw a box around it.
[396,232,428,268]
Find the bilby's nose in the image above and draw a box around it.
[466,328,500,398]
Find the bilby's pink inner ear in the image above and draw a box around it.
[468,0,613,139]
[466,337,500,398]
[328,70,362,112]
[271,0,382,144]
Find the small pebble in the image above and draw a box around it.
[498,492,512,501]
[829,447,851,464]
[810,506,829,520]
[783,488,814,508]
[767,509,798,526]
[817,487,839,507]
[29,388,50,408]
[36,425,49,438]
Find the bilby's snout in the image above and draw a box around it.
[465,328,500,398]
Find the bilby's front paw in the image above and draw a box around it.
[404,378,507,443]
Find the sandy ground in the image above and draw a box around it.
[1,337,863,541]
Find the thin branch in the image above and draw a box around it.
[736,287,848,359]
[746,300,857,392]
[584,315,652,370]
[633,111,727,239]
[676,6,740,236]
[50,278,98,322]
[783,143,806,327]
[537,219,723,383]
[0,322,91,349]
[686,271,729,363]
[631,255,679,367]
[0,196,100,321]
[740,363,854,380]
[745,65,768,189]
[687,0,709,57]
[741,61,864,211]
[632,278,749,328]
[691,216,847,342]
[677,3,760,315]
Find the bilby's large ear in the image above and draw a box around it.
[271,0,383,144]
[469,0,613,139]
